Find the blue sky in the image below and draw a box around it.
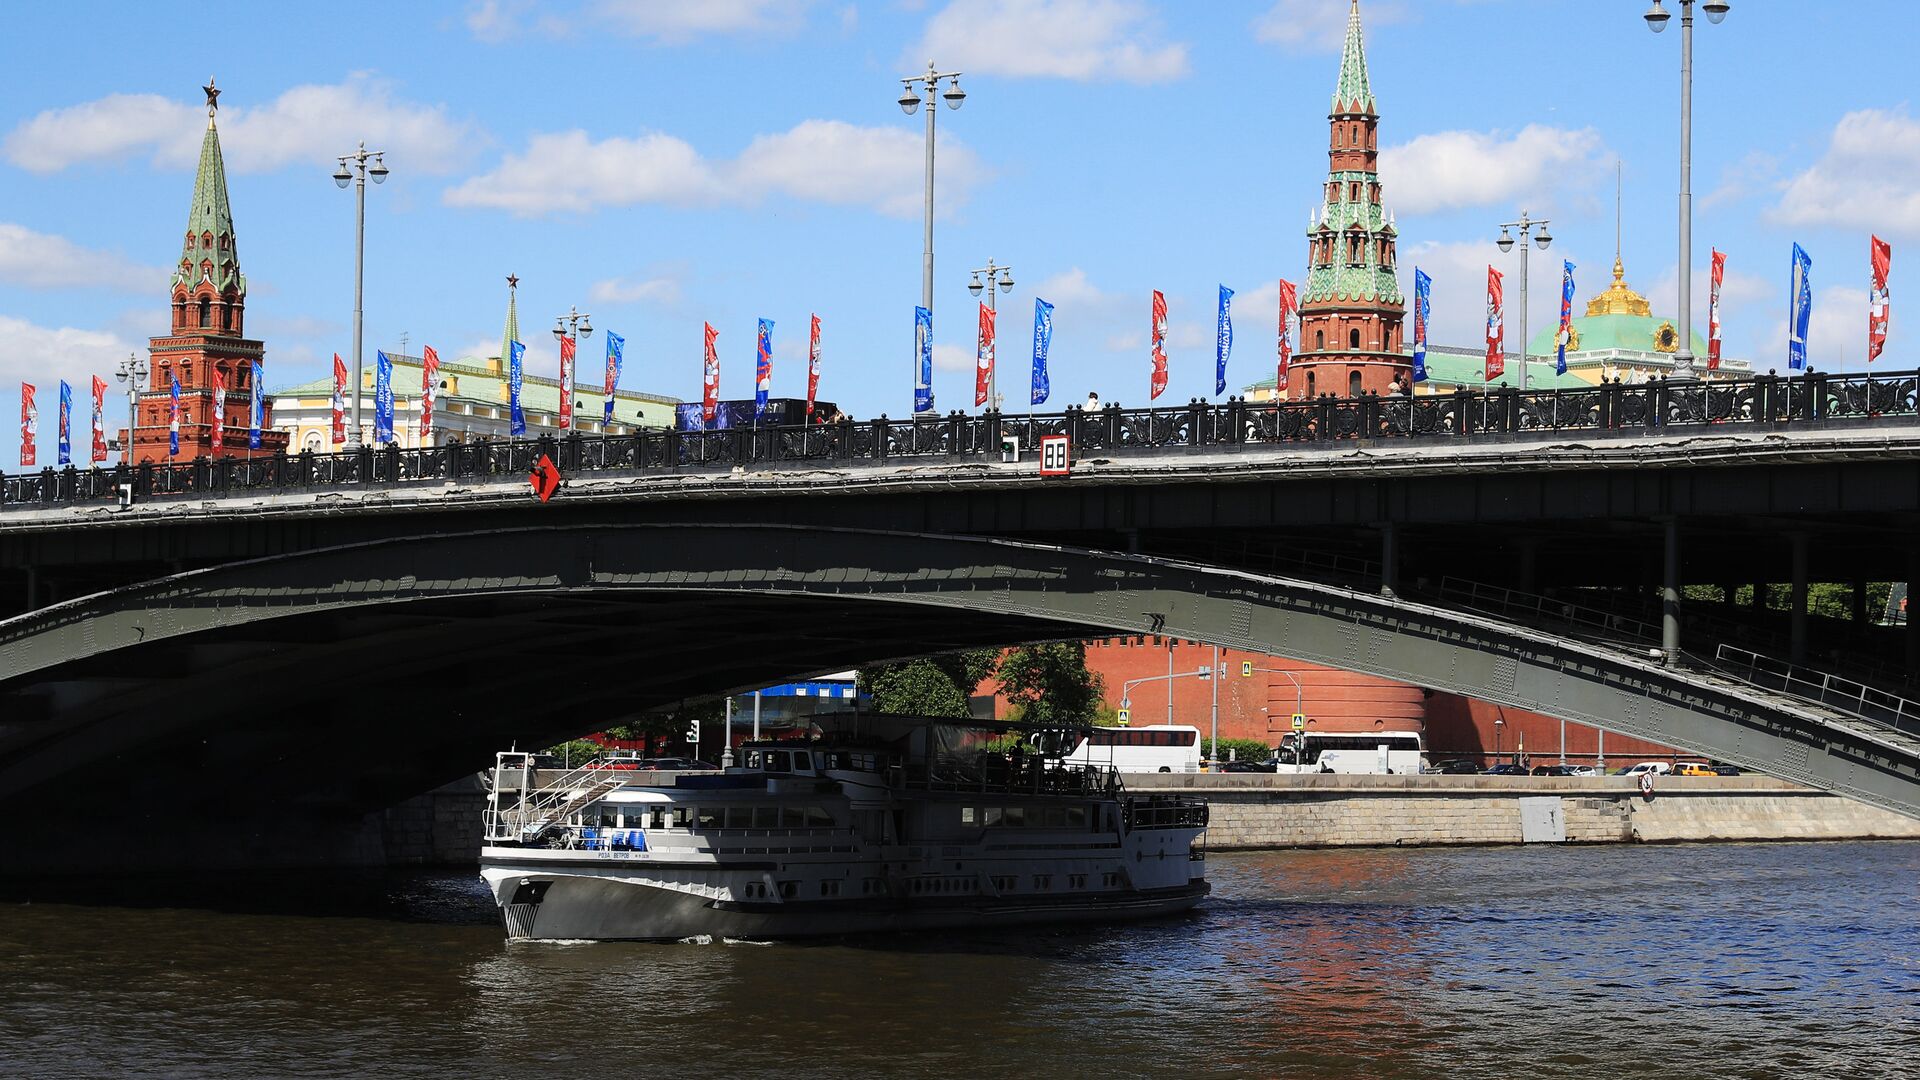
[2,0,1914,457]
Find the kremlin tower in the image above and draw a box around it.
[1291,1,1406,400]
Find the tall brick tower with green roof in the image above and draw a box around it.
[1291,0,1405,401]
[138,78,286,462]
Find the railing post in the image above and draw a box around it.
[1810,369,1829,421]
[1646,378,1663,431]
[873,415,890,462]
[1317,394,1332,440]
[1227,396,1247,445]
[1186,397,1206,445]
[1598,377,1617,429]
[1104,401,1122,447]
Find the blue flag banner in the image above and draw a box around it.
[1556,260,1577,376]
[509,339,527,436]
[1031,298,1055,407]
[1412,268,1431,382]
[755,318,773,423]
[57,380,70,465]
[374,350,395,444]
[914,306,933,414]
[249,360,264,450]
[1789,242,1813,371]
[603,331,624,425]
[1215,285,1234,396]
[168,374,180,457]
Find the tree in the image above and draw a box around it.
[858,651,997,717]
[995,642,1105,727]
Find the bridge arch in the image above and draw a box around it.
[1,524,1915,820]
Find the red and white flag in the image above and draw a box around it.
[702,322,720,424]
[90,375,107,463]
[1149,290,1169,400]
[1708,249,1726,371]
[975,301,996,408]
[806,314,822,420]
[1485,266,1506,382]
[20,383,36,467]
[210,367,225,453]
[558,334,575,430]
[1276,278,1298,395]
[330,353,347,445]
[421,345,440,439]
[1870,234,1892,363]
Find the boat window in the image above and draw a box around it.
[753,806,779,829]
[725,806,753,829]
[764,750,788,772]
[672,807,692,828]
[790,752,812,772]
[1043,806,1067,828]
[598,805,618,827]
[960,807,977,826]
[1003,807,1026,827]
[778,881,798,899]
[781,806,805,828]
[696,807,722,830]
[805,806,834,827]
[1067,806,1088,828]
[745,750,763,769]
[983,807,1004,827]
[651,807,667,829]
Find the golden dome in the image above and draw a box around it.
[1585,256,1652,318]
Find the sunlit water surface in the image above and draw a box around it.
[2,841,1916,1079]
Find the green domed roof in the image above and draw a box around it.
[1526,257,1705,358]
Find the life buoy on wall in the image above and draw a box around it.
[1639,771,1655,798]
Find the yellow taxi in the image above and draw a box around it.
[1673,762,1719,777]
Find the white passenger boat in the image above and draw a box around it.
[479,714,1210,941]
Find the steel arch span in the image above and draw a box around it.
[1,524,1917,824]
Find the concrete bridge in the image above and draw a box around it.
[4,370,1920,870]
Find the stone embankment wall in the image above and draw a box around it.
[380,774,487,865]
[1124,774,1920,848]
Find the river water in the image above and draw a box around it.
[3,841,1916,1079]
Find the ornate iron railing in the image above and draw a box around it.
[5,367,1915,511]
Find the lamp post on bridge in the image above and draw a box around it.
[968,258,1014,410]
[1495,211,1552,393]
[114,352,148,465]
[897,61,966,403]
[1642,0,1732,381]
[332,142,389,450]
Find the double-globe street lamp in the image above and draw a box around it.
[114,352,149,465]
[967,259,1014,410]
[1643,0,1731,381]
[1495,211,1552,393]
[554,306,593,429]
[332,143,389,449]
[898,62,966,397]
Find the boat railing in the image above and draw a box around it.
[485,751,629,843]
[1123,793,1210,831]
[910,758,1122,798]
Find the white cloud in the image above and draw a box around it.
[1031,267,1106,308]
[590,0,811,40]
[1253,0,1405,53]
[1397,239,1596,355]
[907,0,1188,84]
[1766,285,1870,373]
[0,315,140,462]
[589,275,682,306]
[4,75,478,175]
[445,120,983,218]
[932,342,972,372]
[1772,107,1920,236]
[1380,125,1608,214]
[0,223,164,292]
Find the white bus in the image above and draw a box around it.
[1053,725,1203,773]
[1276,730,1426,775]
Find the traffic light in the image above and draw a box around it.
[1241,661,1253,677]
[684,715,701,745]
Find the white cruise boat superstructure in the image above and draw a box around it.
[479,714,1210,941]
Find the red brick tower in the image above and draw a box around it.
[1291,1,1406,401]
[136,79,286,463]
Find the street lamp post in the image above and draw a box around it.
[552,306,593,429]
[1494,717,1506,764]
[332,142,389,449]
[968,258,1014,410]
[1644,0,1732,380]
[114,352,148,465]
[1495,211,1552,392]
[898,61,966,388]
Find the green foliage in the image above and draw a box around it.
[1685,582,1893,621]
[1207,736,1275,763]
[540,738,604,767]
[995,642,1106,727]
[859,657,974,717]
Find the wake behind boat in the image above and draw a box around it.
[479,714,1210,941]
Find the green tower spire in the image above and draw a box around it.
[1332,0,1375,116]
[170,77,244,299]
[500,274,520,365]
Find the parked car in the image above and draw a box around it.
[1433,759,1482,775]
[1483,763,1529,776]
[1567,765,1599,777]
[1530,765,1577,777]
[1621,761,1674,776]
[638,757,719,771]
[1674,762,1719,777]
[1712,763,1744,776]
[1220,759,1279,773]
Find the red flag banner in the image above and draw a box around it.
[1276,278,1297,396]
[421,345,440,439]
[20,383,36,467]
[331,353,347,445]
[1150,290,1169,400]
[90,375,107,463]
[702,322,720,424]
[1708,249,1726,371]
[558,334,576,430]
[806,314,822,419]
[211,367,225,453]
[975,301,996,407]
[1870,234,1892,363]
[1485,266,1506,382]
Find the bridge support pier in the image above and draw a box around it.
[22,565,36,612]
[1908,551,1920,676]
[1789,533,1810,664]
[1661,518,1681,666]
[1379,522,1399,598]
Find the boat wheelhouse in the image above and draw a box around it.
[479,714,1210,941]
